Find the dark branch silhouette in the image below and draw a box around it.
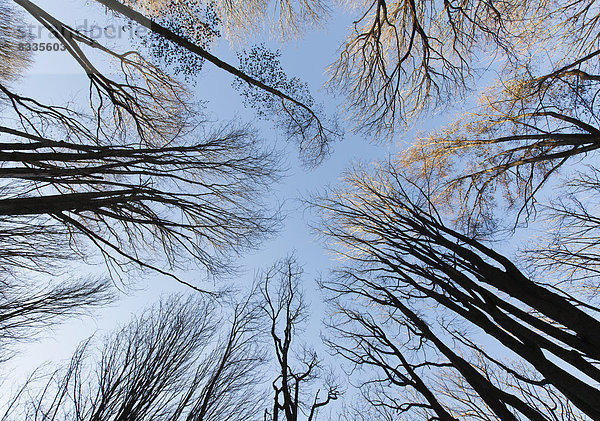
[0,275,114,363]
[90,0,337,163]
[3,294,266,420]
[314,163,600,419]
[259,256,339,421]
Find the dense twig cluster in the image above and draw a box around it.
[314,165,599,419]
[2,295,267,420]
[2,1,600,420]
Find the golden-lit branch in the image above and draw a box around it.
[328,0,519,136]
[400,62,600,231]
[328,0,600,137]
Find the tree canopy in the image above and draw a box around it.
[2,0,600,420]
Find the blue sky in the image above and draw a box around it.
[2,0,468,403]
[3,0,388,390]
[4,3,598,417]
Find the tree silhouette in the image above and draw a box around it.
[259,256,339,421]
[0,275,114,363]
[328,0,600,138]
[2,0,287,288]
[314,163,600,419]
[92,0,339,164]
[400,55,600,232]
[3,294,267,420]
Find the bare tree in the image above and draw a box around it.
[0,275,114,363]
[313,163,600,419]
[522,167,600,293]
[0,1,116,362]
[327,0,600,138]
[259,256,339,421]
[13,0,333,158]
[0,0,290,287]
[88,0,339,164]
[0,120,281,287]
[2,294,267,420]
[400,55,600,232]
[435,355,588,421]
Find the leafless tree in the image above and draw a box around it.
[327,0,600,138]
[2,294,267,420]
[435,354,588,421]
[313,163,600,419]
[522,167,600,293]
[67,0,600,151]
[0,275,114,363]
[12,0,334,160]
[89,0,339,164]
[259,256,339,421]
[0,120,281,287]
[0,1,117,362]
[1,0,289,287]
[400,54,600,232]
